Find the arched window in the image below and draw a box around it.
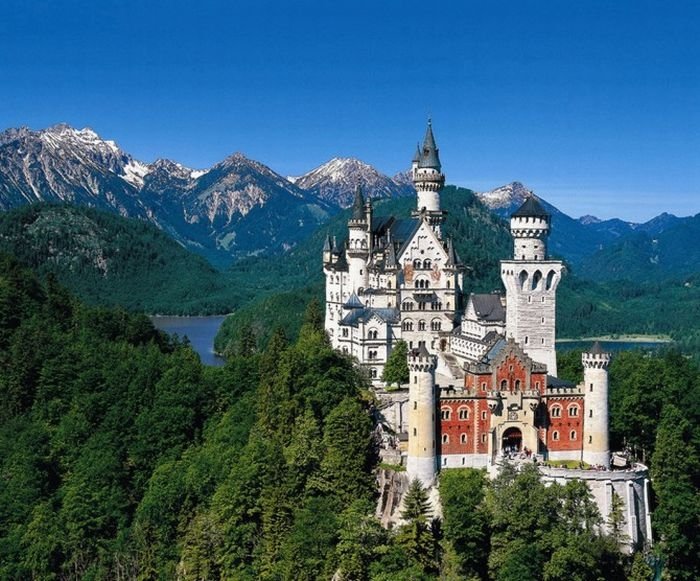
[546,270,557,290]
[481,434,487,443]
[532,270,542,290]
[460,433,468,444]
[551,405,562,418]
[440,408,451,420]
[370,368,377,378]
[442,434,449,444]
[403,301,414,311]
[413,259,422,269]
[514,379,521,390]
[431,319,442,331]
[424,259,432,269]
[552,431,559,441]
[418,320,426,331]
[368,329,378,340]
[570,430,577,440]
[458,407,469,420]
[402,319,414,331]
[568,404,579,417]
[519,270,528,289]
[500,379,508,390]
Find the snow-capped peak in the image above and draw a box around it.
[477,181,533,210]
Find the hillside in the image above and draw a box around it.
[0,204,241,314]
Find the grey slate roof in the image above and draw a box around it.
[470,293,506,322]
[418,120,441,170]
[512,195,549,219]
[446,238,461,266]
[351,185,365,221]
[343,292,364,309]
[322,234,332,252]
[340,307,400,327]
[482,338,508,363]
[588,341,605,355]
[547,375,576,388]
[412,143,421,163]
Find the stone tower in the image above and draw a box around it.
[582,342,611,468]
[406,344,438,487]
[347,185,371,291]
[500,196,563,376]
[412,120,446,236]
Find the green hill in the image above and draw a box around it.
[0,204,241,314]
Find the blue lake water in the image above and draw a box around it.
[150,315,227,366]
[556,340,670,353]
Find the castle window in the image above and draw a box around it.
[418,320,426,331]
[570,430,577,440]
[387,281,392,289]
[447,280,451,289]
[443,457,448,466]
[589,410,593,418]
[413,259,421,269]
[370,368,377,378]
[525,336,529,344]
[481,411,487,420]
[481,434,487,443]
[442,434,449,444]
[460,433,468,444]
[552,431,559,441]
[551,405,562,418]
[481,382,487,390]
[430,320,442,331]
[546,270,556,290]
[588,435,593,444]
[368,329,378,340]
[402,320,414,331]
[500,379,508,390]
[342,347,348,354]
[342,328,348,337]
[541,317,545,323]
[413,428,417,436]
[458,407,469,420]
[519,270,528,288]
[535,381,540,389]
[568,404,579,417]
[541,338,545,345]
[403,301,414,311]
[514,379,521,390]
[441,408,451,420]
[590,383,593,392]
[528,296,532,303]
[413,401,417,410]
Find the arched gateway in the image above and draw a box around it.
[502,427,522,453]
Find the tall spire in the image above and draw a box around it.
[419,119,441,170]
[351,185,365,221]
[412,142,421,163]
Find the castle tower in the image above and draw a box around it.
[406,344,438,487]
[500,196,563,376]
[582,342,611,468]
[347,185,370,291]
[412,120,446,237]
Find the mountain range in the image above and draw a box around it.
[0,124,696,279]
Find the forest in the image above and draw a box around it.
[1,253,698,579]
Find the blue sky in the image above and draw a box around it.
[1,0,698,221]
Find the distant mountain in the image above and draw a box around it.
[476,182,693,272]
[578,213,700,281]
[0,125,333,264]
[0,204,240,313]
[292,157,414,208]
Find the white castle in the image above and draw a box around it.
[323,121,652,550]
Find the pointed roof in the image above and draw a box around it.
[385,232,398,269]
[412,142,421,163]
[418,119,441,170]
[343,292,364,309]
[446,238,461,266]
[411,343,431,359]
[512,195,549,219]
[589,341,605,355]
[322,234,332,252]
[351,185,365,221]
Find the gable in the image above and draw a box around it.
[397,220,449,268]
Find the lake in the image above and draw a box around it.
[150,315,227,366]
[556,339,671,353]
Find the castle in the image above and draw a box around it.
[323,122,652,549]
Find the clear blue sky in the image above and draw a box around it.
[1,0,698,221]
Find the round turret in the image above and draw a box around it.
[406,344,438,487]
[582,342,611,467]
[510,196,550,261]
[412,120,445,218]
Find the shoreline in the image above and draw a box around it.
[556,335,672,343]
